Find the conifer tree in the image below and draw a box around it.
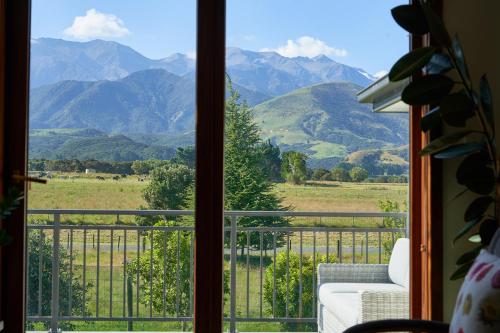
[224,79,288,255]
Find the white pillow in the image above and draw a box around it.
[388,238,409,289]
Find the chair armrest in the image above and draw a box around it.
[359,290,409,322]
[343,319,450,333]
[317,263,390,285]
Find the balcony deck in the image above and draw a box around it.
[26,209,406,333]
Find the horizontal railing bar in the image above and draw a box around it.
[28,209,406,218]
[27,316,316,323]
[26,316,194,322]
[27,224,405,233]
[26,225,194,231]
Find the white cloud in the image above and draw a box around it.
[64,9,130,40]
[186,51,197,60]
[260,36,348,58]
[373,70,389,79]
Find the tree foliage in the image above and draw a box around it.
[131,159,171,175]
[281,151,307,185]
[172,146,196,169]
[311,168,331,181]
[378,200,406,259]
[143,164,194,210]
[330,167,351,182]
[258,140,283,182]
[224,80,288,253]
[349,166,369,182]
[27,231,90,330]
[264,251,328,331]
[126,221,193,318]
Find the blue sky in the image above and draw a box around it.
[31,0,408,75]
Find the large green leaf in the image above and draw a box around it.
[456,151,495,194]
[450,262,473,280]
[391,4,429,35]
[420,107,441,132]
[402,74,454,105]
[456,246,481,265]
[440,92,475,127]
[452,35,471,83]
[464,196,493,222]
[389,47,436,81]
[480,75,494,130]
[434,142,484,159]
[422,4,451,47]
[420,130,472,156]
[426,53,453,74]
[453,217,482,244]
[480,219,498,246]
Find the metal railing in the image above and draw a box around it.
[26,209,406,332]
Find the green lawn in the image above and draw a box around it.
[28,174,407,217]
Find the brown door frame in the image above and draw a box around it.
[0,1,31,332]
[409,0,444,321]
[194,0,226,332]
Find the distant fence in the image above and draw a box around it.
[26,209,406,333]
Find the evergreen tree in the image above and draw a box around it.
[258,140,283,182]
[224,80,288,255]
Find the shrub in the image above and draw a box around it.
[264,251,329,331]
[26,231,91,330]
[378,199,407,259]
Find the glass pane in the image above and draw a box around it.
[27,1,196,331]
[225,1,409,332]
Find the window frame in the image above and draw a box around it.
[0,0,445,331]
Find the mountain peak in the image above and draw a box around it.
[312,54,333,63]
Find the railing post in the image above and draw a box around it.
[229,215,237,333]
[127,271,134,331]
[50,213,61,333]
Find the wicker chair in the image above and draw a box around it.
[317,238,409,333]
[342,228,500,333]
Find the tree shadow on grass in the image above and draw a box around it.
[305,181,340,188]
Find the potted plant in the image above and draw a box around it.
[388,1,498,279]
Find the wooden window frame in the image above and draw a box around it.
[0,0,445,332]
[409,0,444,321]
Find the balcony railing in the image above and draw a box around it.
[26,209,406,332]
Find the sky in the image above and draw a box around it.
[31,0,408,75]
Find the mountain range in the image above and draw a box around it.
[29,38,407,168]
[30,38,375,95]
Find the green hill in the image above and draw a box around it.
[29,128,175,161]
[253,82,408,168]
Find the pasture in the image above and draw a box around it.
[27,174,407,216]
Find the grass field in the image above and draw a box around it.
[27,174,407,214]
[26,174,407,332]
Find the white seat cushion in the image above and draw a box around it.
[320,292,361,328]
[319,282,405,296]
[319,283,406,330]
[388,238,409,289]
